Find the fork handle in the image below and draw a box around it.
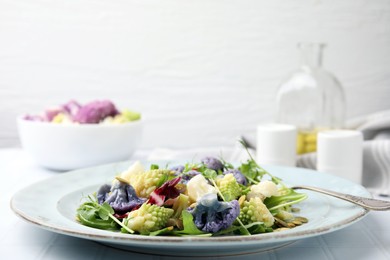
[292,185,390,211]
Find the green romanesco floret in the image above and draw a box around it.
[129,169,173,198]
[125,203,174,234]
[239,197,274,227]
[216,173,242,201]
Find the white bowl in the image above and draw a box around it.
[17,117,143,171]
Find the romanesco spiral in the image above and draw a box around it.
[126,203,174,234]
[129,169,172,197]
[216,173,241,201]
[239,197,275,227]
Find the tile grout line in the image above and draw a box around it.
[34,234,59,260]
[360,218,390,259]
[317,236,336,260]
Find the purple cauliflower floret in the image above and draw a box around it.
[62,100,82,117]
[224,169,247,185]
[170,165,197,183]
[73,100,119,124]
[170,165,185,174]
[188,193,240,233]
[97,182,146,214]
[23,99,121,124]
[169,165,202,184]
[97,184,111,204]
[201,156,224,171]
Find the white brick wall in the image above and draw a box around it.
[1,0,389,149]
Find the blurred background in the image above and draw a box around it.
[1,0,389,149]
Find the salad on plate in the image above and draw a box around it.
[76,152,308,237]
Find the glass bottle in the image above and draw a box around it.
[276,43,346,154]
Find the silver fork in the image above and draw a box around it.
[239,135,390,211]
[292,185,390,211]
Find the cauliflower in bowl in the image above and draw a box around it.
[24,99,141,125]
[18,99,142,170]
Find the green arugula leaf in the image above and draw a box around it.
[77,204,117,230]
[214,222,271,236]
[98,202,114,220]
[245,222,272,234]
[202,169,217,180]
[238,140,282,185]
[150,164,159,170]
[149,226,174,236]
[76,195,135,234]
[264,187,308,212]
[172,211,211,236]
[220,157,234,170]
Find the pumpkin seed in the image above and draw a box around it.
[274,217,289,227]
[274,227,290,232]
[287,223,296,228]
[292,220,302,225]
[295,216,308,223]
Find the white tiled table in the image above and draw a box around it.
[2,148,390,260]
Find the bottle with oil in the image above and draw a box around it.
[276,43,346,154]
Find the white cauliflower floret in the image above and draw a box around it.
[52,113,73,124]
[247,180,278,200]
[186,174,217,202]
[119,161,145,182]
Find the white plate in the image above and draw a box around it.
[11,161,370,257]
